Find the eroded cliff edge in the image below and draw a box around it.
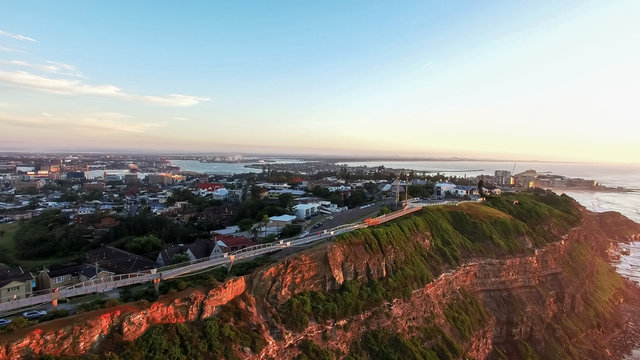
[1,192,639,359]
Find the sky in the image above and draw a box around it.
[0,1,639,163]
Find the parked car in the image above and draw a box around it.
[0,318,11,326]
[313,223,322,229]
[22,310,47,320]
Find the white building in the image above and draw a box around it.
[435,182,456,198]
[293,203,321,220]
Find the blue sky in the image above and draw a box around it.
[1,1,638,162]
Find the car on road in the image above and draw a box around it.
[0,318,11,326]
[22,310,47,320]
[298,230,310,238]
[313,223,322,229]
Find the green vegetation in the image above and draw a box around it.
[407,183,434,199]
[280,224,302,237]
[377,206,392,216]
[281,279,386,331]
[118,301,266,360]
[77,298,121,313]
[295,340,334,360]
[12,210,88,262]
[166,188,222,210]
[443,288,489,340]
[483,191,581,243]
[282,193,579,330]
[100,213,199,247]
[110,234,165,258]
[558,241,626,336]
[157,256,273,296]
[349,326,462,360]
[0,222,18,265]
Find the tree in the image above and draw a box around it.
[123,234,165,256]
[261,215,270,238]
[478,179,485,197]
[237,218,254,232]
[278,193,295,213]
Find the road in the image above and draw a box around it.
[0,200,477,314]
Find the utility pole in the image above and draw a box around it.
[405,174,408,204]
[395,177,400,208]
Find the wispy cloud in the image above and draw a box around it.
[171,117,189,121]
[0,60,84,78]
[0,30,36,42]
[0,70,210,107]
[0,45,22,53]
[0,112,164,133]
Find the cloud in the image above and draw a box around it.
[0,60,84,78]
[0,70,210,107]
[0,30,36,42]
[0,112,164,134]
[171,117,188,121]
[0,45,21,53]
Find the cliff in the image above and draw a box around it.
[1,192,639,359]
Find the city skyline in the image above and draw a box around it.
[1,1,639,164]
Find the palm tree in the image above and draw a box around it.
[261,215,270,238]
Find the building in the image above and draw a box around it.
[104,173,121,182]
[211,235,255,255]
[15,180,43,190]
[269,214,297,228]
[267,189,306,200]
[198,183,226,197]
[452,185,479,197]
[156,238,217,267]
[293,203,321,220]
[434,182,456,197]
[36,263,113,290]
[148,173,173,186]
[494,170,512,186]
[66,171,85,180]
[86,247,156,274]
[124,173,138,186]
[77,207,96,215]
[0,265,34,303]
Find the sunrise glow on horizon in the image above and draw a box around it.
[1,1,639,164]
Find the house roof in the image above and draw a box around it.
[158,239,215,264]
[198,183,224,191]
[0,266,33,288]
[269,214,296,222]
[86,246,156,274]
[213,235,255,249]
[46,263,113,279]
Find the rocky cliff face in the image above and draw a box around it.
[1,200,639,359]
[0,277,247,360]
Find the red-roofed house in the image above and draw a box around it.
[211,235,255,255]
[198,183,225,196]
